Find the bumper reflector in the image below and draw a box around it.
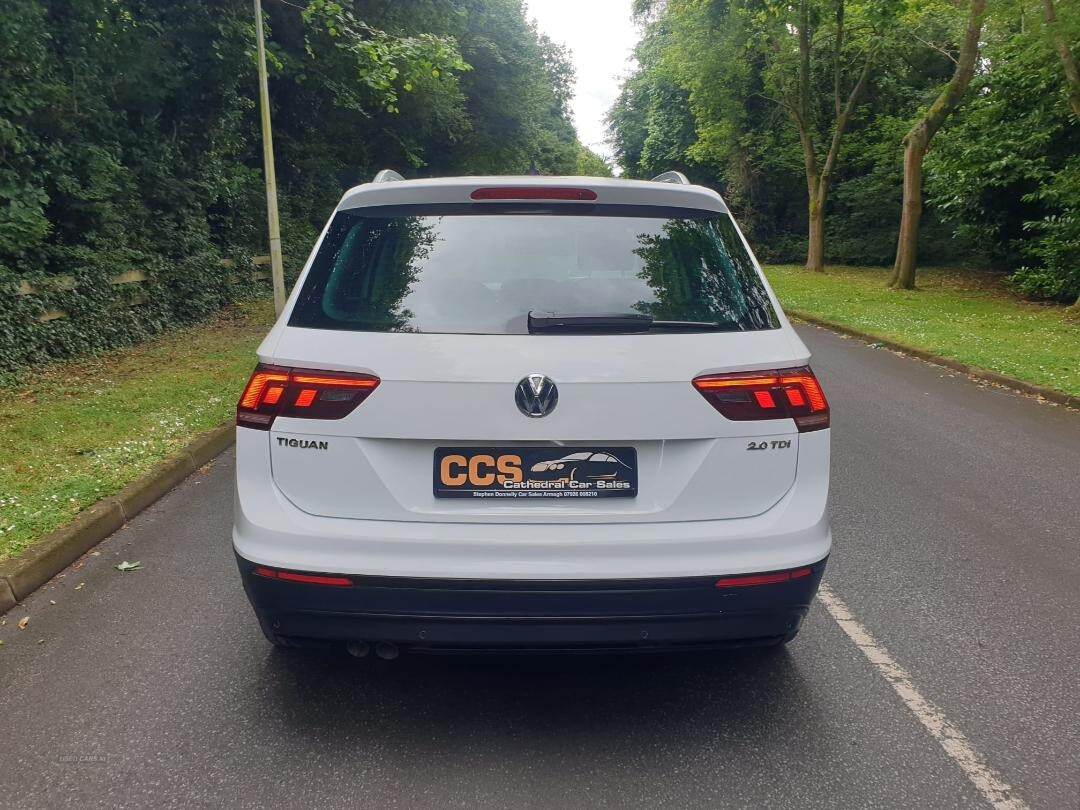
[714,567,813,589]
[253,566,353,588]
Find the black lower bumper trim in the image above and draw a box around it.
[236,555,827,651]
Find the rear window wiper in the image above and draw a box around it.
[648,320,742,332]
[527,311,736,334]
[528,311,652,333]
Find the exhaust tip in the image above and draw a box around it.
[346,640,371,658]
[375,641,400,660]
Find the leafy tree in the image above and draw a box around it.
[768,0,884,272]
[889,0,987,289]
[606,15,696,181]
[929,7,1080,303]
[608,0,1078,309]
[0,0,589,372]
[1042,0,1080,120]
[575,147,614,177]
[427,0,580,175]
[1039,0,1080,311]
[609,0,903,271]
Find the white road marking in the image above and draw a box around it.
[816,583,1029,810]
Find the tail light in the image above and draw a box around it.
[693,366,829,432]
[237,363,379,430]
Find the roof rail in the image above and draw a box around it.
[373,169,405,183]
[651,171,690,185]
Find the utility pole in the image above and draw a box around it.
[254,0,286,315]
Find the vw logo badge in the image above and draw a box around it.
[515,373,558,418]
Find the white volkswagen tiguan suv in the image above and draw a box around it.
[234,171,831,655]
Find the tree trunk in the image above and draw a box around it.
[889,0,987,288]
[806,204,826,273]
[890,132,927,289]
[806,180,826,272]
[1043,0,1080,119]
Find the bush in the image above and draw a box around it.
[0,0,582,374]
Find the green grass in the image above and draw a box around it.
[0,300,275,562]
[764,265,1080,398]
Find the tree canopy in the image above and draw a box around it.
[0,0,598,371]
[608,0,1080,303]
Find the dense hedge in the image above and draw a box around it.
[0,0,588,374]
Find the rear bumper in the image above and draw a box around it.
[237,554,827,652]
[233,427,831,581]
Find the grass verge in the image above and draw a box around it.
[764,265,1079,398]
[0,299,274,562]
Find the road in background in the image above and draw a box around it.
[1,326,1077,808]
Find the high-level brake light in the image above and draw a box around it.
[693,366,829,432]
[470,187,598,201]
[237,364,379,430]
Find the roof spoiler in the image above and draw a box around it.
[651,171,690,185]
[373,169,405,183]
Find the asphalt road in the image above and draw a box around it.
[1,325,1078,809]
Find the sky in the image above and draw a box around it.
[525,0,639,164]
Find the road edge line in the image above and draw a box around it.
[787,310,1080,410]
[0,422,234,614]
[817,583,1029,810]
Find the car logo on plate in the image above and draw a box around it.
[515,373,558,418]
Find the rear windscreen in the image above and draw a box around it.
[289,204,780,334]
